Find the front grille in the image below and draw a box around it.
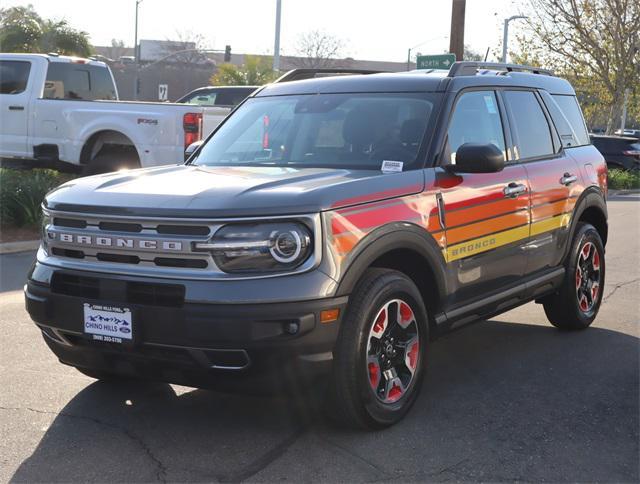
[44,212,214,275]
[51,273,185,307]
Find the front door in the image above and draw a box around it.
[436,89,530,308]
[0,60,31,158]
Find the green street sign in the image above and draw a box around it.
[416,53,456,70]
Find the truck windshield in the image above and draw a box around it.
[193,92,439,170]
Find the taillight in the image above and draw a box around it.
[183,112,203,149]
[623,150,640,159]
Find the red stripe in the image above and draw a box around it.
[332,202,423,235]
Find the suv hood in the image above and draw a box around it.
[45,165,424,217]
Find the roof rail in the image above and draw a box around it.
[274,68,384,83]
[448,61,554,77]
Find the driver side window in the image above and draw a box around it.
[446,90,506,164]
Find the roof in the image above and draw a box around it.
[0,52,107,67]
[258,68,575,97]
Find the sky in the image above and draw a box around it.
[3,0,527,62]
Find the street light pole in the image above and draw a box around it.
[502,15,527,63]
[273,0,282,71]
[133,0,142,100]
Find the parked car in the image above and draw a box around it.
[0,53,230,173]
[591,135,640,170]
[26,63,608,429]
[176,86,258,107]
[614,128,640,139]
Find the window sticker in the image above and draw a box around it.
[381,160,403,173]
[484,95,497,114]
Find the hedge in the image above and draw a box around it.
[0,168,76,227]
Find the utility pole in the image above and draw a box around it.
[449,0,466,61]
[502,15,527,63]
[133,0,142,100]
[273,0,282,71]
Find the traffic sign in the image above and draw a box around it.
[416,54,456,70]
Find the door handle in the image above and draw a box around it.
[560,173,578,186]
[8,105,24,111]
[503,182,528,198]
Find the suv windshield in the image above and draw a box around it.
[193,92,439,170]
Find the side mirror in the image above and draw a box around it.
[450,143,505,173]
[185,140,204,161]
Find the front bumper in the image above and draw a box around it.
[25,262,347,391]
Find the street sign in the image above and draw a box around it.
[416,54,456,70]
[158,84,168,101]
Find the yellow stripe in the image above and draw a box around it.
[530,213,571,237]
[443,213,571,262]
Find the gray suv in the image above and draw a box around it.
[26,63,608,429]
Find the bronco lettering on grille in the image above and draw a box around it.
[51,232,183,251]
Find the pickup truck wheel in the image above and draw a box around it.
[82,147,140,175]
[331,268,428,429]
[543,223,605,330]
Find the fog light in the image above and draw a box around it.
[285,322,299,335]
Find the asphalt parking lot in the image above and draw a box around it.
[1,195,638,483]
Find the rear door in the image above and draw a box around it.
[502,90,584,274]
[436,89,530,306]
[0,59,32,157]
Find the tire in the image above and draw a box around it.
[543,222,605,330]
[82,146,140,176]
[331,268,429,430]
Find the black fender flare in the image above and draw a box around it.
[563,186,608,261]
[334,222,448,304]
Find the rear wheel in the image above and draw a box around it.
[543,223,605,330]
[82,146,140,175]
[331,268,428,429]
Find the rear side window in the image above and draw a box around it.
[504,90,554,160]
[186,92,217,105]
[446,90,506,164]
[0,60,31,94]
[44,63,116,100]
[552,95,589,146]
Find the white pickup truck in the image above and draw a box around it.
[0,53,231,173]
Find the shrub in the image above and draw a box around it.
[0,168,76,227]
[608,168,640,190]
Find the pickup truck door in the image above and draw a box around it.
[436,89,530,308]
[0,59,32,158]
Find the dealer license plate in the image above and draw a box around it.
[83,303,133,343]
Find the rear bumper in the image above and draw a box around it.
[25,264,347,390]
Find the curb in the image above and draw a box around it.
[609,189,640,196]
[0,240,40,255]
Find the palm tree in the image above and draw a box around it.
[0,5,92,57]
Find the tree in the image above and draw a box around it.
[102,39,128,62]
[513,0,639,133]
[165,30,212,65]
[210,55,278,86]
[463,44,484,61]
[0,4,92,57]
[292,30,345,68]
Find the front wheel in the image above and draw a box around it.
[331,268,429,429]
[543,222,605,330]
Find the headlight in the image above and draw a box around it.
[195,222,312,273]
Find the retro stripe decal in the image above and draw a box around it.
[444,213,571,262]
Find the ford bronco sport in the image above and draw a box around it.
[26,63,608,429]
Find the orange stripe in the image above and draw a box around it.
[446,197,527,228]
[531,199,575,222]
[446,211,529,245]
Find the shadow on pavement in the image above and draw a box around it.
[11,320,640,482]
